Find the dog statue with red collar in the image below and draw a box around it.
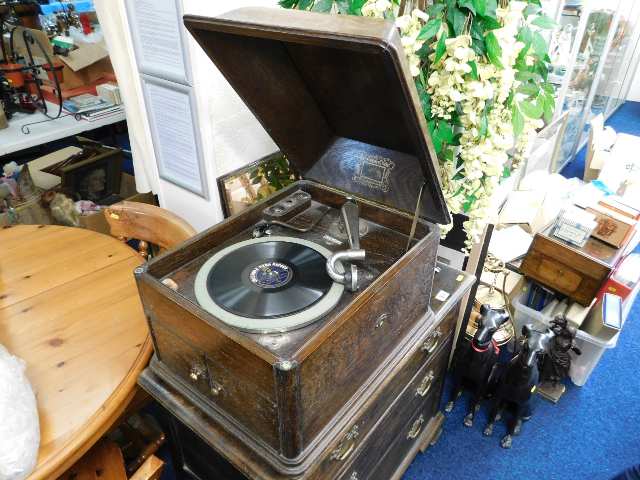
[484,324,556,448]
[445,304,509,427]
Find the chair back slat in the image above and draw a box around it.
[104,201,197,255]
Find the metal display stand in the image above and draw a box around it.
[1,13,66,130]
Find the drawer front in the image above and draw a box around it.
[336,363,446,480]
[367,395,442,480]
[521,251,604,306]
[312,334,452,480]
[149,317,280,450]
[152,322,212,398]
[299,243,437,443]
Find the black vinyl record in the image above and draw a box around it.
[206,241,332,319]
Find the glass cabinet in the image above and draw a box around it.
[544,0,640,171]
[594,1,640,120]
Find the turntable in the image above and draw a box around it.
[194,235,345,333]
[135,7,454,477]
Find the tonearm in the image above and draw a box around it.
[326,198,366,292]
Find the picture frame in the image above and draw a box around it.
[217,151,297,218]
[141,75,208,199]
[125,0,192,86]
[56,146,123,204]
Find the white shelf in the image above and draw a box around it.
[0,102,126,157]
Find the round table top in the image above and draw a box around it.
[0,224,152,480]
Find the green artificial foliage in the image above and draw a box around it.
[281,0,555,246]
[249,155,297,200]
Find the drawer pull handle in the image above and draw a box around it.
[331,425,359,461]
[189,364,206,382]
[210,380,223,396]
[407,414,425,440]
[416,371,435,397]
[421,328,442,354]
[374,313,389,330]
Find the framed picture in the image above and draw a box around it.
[54,146,123,204]
[141,75,208,199]
[217,152,298,218]
[125,0,192,86]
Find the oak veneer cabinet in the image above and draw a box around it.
[140,264,473,480]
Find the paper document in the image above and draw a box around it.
[143,77,207,198]
[488,226,533,263]
[127,0,191,85]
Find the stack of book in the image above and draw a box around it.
[96,83,122,105]
[63,93,124,122]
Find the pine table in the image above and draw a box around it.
[0,224,152,480]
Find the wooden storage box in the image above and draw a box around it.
[140,264,474,480]
[521,226,624,306]
[135,7,451,475]
[586,203,636,248]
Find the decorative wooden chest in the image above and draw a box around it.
[135,7,454,476]
[140,264,474,480]
[521,226,624,306]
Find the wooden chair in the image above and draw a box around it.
[83,202,196,479]
[59,440,164,480]
[104,201,197,258]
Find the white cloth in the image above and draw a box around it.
[94,0,159,195]
[0,344,39,480]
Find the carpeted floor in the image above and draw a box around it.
[403,101,640,480]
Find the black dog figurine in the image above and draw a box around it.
[483,324,555,448]
[445,304,509,427]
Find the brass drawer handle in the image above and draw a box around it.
[331,425,359,462]
[416,370,435,397]
[407,414,425,440]
[374,313,389,329]
[210,380,223,396]
[421,328,442,354]
[189,363,206,382]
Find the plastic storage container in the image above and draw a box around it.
[511,284,621,386]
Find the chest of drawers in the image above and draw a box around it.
[139,264,474,479]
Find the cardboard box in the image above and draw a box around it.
[58,40,109,72]
[13,27,116,100]
[598,274,634,303]
[597,253,640,303]
[586,203,636,248]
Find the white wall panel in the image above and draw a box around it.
[97,0,279,231]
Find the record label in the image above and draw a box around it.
[249,262,293,289]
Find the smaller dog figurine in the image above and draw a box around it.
[445,304,509,427]
[483,324,555,448]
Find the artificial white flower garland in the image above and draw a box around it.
[363,0,547,249]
